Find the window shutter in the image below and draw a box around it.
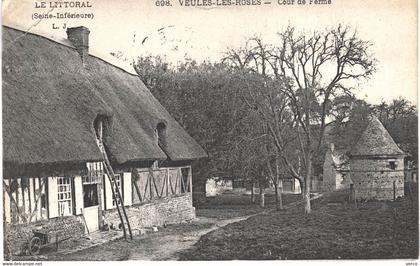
[123,172,132,206]
[74,176,84,215]
[100,163,105,211]
[48,177,58,218]
[104,174,114,210]
[100,179,105,211]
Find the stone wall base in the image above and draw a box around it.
[4,216,85,256]
[103,193,195,229]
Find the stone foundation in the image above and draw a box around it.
[4,215,85,256]
[103,193,195,229]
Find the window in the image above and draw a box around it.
[156,122,167,149]
[93,115,112,143]
[57,177,72,216]
[83,162,103,208]
[83,184,98,207]
[388,161,396,170]
[112,174,123,206]
[83,171,100,208]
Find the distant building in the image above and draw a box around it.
[348,116,405,200]
[205,177,233,197]
[322,144,351,192]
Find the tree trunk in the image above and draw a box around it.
[275,158,283,211]
[259,185,265,208]
[304,159,312,214]
[298,177,305,199]
[274,183,283,210]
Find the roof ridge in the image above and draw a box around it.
[2,24,139,76]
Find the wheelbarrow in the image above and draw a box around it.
[27,228,71,255]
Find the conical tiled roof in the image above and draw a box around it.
[349,115,404,157]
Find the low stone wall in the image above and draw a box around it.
[4,215,85,256]
[103,193,195,229]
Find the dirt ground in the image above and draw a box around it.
[19,192,418,261]
[43,193,298,261]
[179,193,419,260]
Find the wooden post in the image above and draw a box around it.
[149,171,153,199]
[32,178,37,222]
[291,177,296,193]
[392,207,397,256]
[97,163,103,230]
[28,179,32,222]
[251,180,255,204]
[393,180,396,201]
[45,177,50,219]
[259,183,265,208]
[9,177,16,224]
[188,166,192,194]
[349,184,354,203]
[407,181,414,210]
[188,166,193,207]
[166,168,169,197]
[20,179,26,222]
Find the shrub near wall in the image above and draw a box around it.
[5,215,85,256]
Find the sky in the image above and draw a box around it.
[2,0,418,106]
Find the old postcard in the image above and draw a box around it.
[1,0,418,264]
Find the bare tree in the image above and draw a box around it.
[224,24,376,213]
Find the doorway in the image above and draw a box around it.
[82,175,100,232]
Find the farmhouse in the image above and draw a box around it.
[348,116,405,200]
[3,25,207,254]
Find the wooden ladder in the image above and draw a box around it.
[100,143,133,240]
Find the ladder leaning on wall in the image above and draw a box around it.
[99,143,133,240]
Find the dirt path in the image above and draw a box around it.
[129,193,323,260]
[41,193,322,261]
[128,215,252,260]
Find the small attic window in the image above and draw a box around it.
[388,161,396,170]
[94,115,112,142]
[155,122,167,149]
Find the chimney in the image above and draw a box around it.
[66,26,90,65]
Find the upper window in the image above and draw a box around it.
[388,161,396,170]
[156,122,167,149]
[93,115,112,142]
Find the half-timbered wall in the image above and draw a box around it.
[132,166,192,205]
[3,162,104,224]
[3,177,48,224]
[4,164,194,233]
[102,165,195,229]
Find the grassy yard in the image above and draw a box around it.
[181,193,419,260]
[196,192,303,219]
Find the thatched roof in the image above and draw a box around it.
[349,115,404,157]
[3,26,207,168]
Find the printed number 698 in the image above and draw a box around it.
[155,0,172,6]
